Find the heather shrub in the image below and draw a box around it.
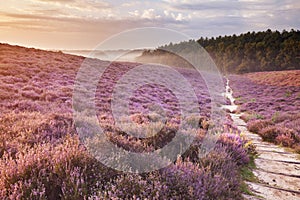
[5,179,47,200]
[36,113,75,142]
[217,134,250,166]
[0,112,75,157]
[162,154,241,200]
[0,89,16,101]
[0,44,253,199]
[275,133,295,147]
[223,115,240,133]
[91,173,167,199]
[283,116,300,135]
[88,133,249,200]
[175,134,249,199]
[21,90,40,101]
[0,136,115,199]
[8,100,44,112]
[247,119,273,133]
[182,131,250,168]
[161,160,211,199]
[249,120,300,148]
[22,85,43,94]
[0,111,47,156]
[259,126,283,142]
[41,90,60,101]
[229,73,300,151]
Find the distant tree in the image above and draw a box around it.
[138,29,300,73]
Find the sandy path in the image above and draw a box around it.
[223,79,300,200]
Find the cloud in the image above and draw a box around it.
[141,9,161,19]
[0,0,299,49]
[164,10,170,16]
[129,10,140,17]
[164,0,300,36]
[27,0,113,19]
[35,0,111,9]
[0,10,140,32]
[127,8,190,23]
[1,12,63,21]
[36,0,73,2]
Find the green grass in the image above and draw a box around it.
[254,113,264,120]
[271,111,280,122]
[240,182,253,195]
[250,98,256,102]
[240,153,258,195]
[283,147,300,158]
[285,90,292,98]
[234,96,246,103]
[243,112,265,122]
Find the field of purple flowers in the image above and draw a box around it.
[0,43,252,199]
[229,71,300,151]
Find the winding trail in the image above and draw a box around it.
[222,79,300,200]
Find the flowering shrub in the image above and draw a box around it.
[90,149,245,200]
[0,43,251,199]
[230,71,300,150]
[0,136,117,199]
[90,173,167,199]
[217,133,250,166]
[259,126,282,142]
[275,133,295,147]
[0,111,75,157]
[247,119,273,133]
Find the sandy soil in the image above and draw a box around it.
[224,79,300,200]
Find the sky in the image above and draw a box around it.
[0,0,299,50]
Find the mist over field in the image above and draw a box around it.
[63,49,145,62]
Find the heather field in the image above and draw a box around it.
[229,70,300,151]
[0,43,252,199]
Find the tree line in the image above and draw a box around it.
[138,29,300,74]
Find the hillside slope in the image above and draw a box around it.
[0,43,251,199]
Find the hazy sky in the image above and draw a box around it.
[0,0,299,50]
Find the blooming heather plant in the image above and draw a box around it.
[0,136,118,199]
[90,150,245,200]
[90,173,168,199]
[0,111,76,158]
[247,119,273,133]
[0,43,251,199]
[161,155,241,200]
[217,133,250,166]
[229,71,300,150]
